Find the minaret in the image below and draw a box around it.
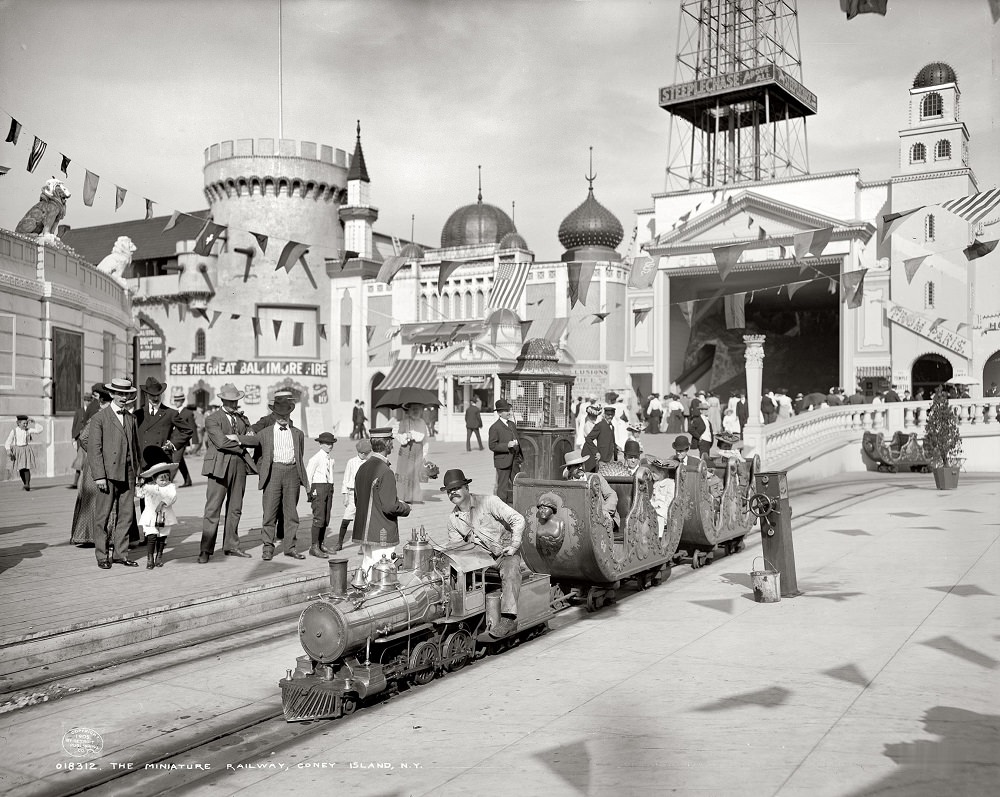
[898,62,972,180]
[339,121,379,258]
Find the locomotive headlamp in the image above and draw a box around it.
[299,602,349,663]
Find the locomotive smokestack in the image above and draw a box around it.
[328,556,349,597]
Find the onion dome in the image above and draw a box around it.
[913,62,957,88]
[347,120,370,183]
[440,167,514,248]
[399,242,424,260]
[498,201,529,250]
[558,150,623,255]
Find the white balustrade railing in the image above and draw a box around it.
[760,398,1000,468]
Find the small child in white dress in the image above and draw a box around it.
[137,461,178,569]
[337,439,371,551]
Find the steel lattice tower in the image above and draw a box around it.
[660,0,817,191]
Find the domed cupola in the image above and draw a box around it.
[497,201,530,251]
[913,62,957,89]
[440,166,515,248]
[400,215,424,260]
[558,148,623,263]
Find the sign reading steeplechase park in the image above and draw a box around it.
[659,63,818,114]
[886,305,971,357]
[169,361,329,377]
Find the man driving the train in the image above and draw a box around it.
[443,468,525,639]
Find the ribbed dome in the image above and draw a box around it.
[399,242,424,260]
[558,187,624,251]
[498,230,529,250]
[440,202,514,248]
[913,62,957,88]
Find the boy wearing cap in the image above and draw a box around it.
[353,428,410,572]
[137,460,179,569]
[337,438,371,552]
[305,432,337,558]
[443,468,524,638]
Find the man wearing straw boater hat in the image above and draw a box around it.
[443,467,525,638]
[88,377,142,569]
[562,449,618,521]
[352,427,410,573]
[197,383,258,563]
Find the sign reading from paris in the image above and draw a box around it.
[169,360,329,377]
[886,305,971,357]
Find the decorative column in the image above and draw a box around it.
[743,334,766,463]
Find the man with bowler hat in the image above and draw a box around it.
[198,383,258,562]
[353,427,410,572]
[585,404,618,465]
[89,378,142,569]
[443,468,525,638]
[688,403,715,459]
[134,376,194,471]
[464,397,483,451]
[252,389,297,540]
[488,398,521,504]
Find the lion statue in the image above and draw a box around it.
[97,236,137,284]
[15,178,71,238]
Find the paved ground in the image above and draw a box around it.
[0,442,998,796]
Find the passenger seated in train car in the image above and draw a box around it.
[671,434,724,506]
[442,468,525,638]
[647,458,676,537]
[563,449,618,521]
[598,439,643,477]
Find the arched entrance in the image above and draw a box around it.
[911,353,952,399]
[983,350,1000,396]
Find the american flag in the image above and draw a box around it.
[488,260,531,311]
[940,187,1000,226]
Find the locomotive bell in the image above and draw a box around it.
[371,555,399,588]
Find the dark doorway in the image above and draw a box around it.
[983,350,1000,397]
[911,354,953,398]
[193,388,210,410]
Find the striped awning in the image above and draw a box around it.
[379,358,438,391]
[856,365,891,378]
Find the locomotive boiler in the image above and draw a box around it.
[279,529,553,722]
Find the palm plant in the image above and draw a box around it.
[923,387,963,467]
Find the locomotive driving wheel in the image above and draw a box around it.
[442,629,474,672]
[408,641,439,685]
[340,695,358,715]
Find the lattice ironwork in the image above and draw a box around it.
[660,0,815,191]
[501,378,572,429]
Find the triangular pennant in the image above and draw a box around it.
[880,207,922,243]
[208,310,222,329]
[779,245,787,259]
[786,281,805,300]
[366,325,376,344]
[376,255,407,285]
[711,243,747,280]
[519,319,533,341]
[678,300,696,326]
[144,199,154,220]
[567,261,597,307]
[293,322,304,346]
[275,240,309,273]
[928,317,946,332]
[318,323,327,340]
[194,221,226,256]
[956,322,969,333]
[526,298,544,306]
[83,170,100,207]
[963,239,998,261]
[5,119,22,145]
[177,303,187,322]
[437,260,463,294]
[272,319,282,338]
[758,226,767,241]
[542,317,568,343]
[724,293,746,329]
[842,269,867,309]
[903,255,929,284]
[115,186,127,211]
[59,154,70,177]
[747,216,754,229]
[166,346,176,355]
[230,314,241,320]
[298,255,318,290]
[633,307,652,326]
[252,232,269,255]
[163,304,170,319]
[27,136,46,173]
[163,211,180,232]
[251,317,262,337]
[646,217,656,237]
[807,226,833,257]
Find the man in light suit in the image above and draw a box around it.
[89,378,142,569]
[241,396,309,561]
[488,398,522,505]
[198,383,258,563]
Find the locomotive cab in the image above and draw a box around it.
[439,545,497,618]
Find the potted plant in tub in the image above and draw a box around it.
[923,387,963,489]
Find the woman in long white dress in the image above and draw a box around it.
[395,403,429,504]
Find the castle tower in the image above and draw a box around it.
[659,0,817,190]
[339,121,379,259]
[898,62,971,179]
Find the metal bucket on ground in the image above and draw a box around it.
[750,557,781,603]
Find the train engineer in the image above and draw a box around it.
[443,467,525,638]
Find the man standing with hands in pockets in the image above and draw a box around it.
[488,398,522,505]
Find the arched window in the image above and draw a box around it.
[464,291,473,318]
[443,293,454,319]
[430,293,439,319]
[194,329,206,359]
[921,93,943,118]
[935,139,951,159]
[924,281,935,310]
[924,214,935,242]
[911,143,926,163]
[476,290,486,317]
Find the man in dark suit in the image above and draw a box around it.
[488,398,522,504]
[846,388,867,405]
[198,383,258,562]
[585,405,618,465]
[351,400,363,440]
[89,378,142,569]
[688,404,715,458]
[883,384,901,403]
[353,427,410,572]
[736,392,749,433]
[240,396,309,561]
[171,394,196,487]
[465,398,483,451]
[134,377,193,470]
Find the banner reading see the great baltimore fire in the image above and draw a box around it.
[169,360,329,377]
